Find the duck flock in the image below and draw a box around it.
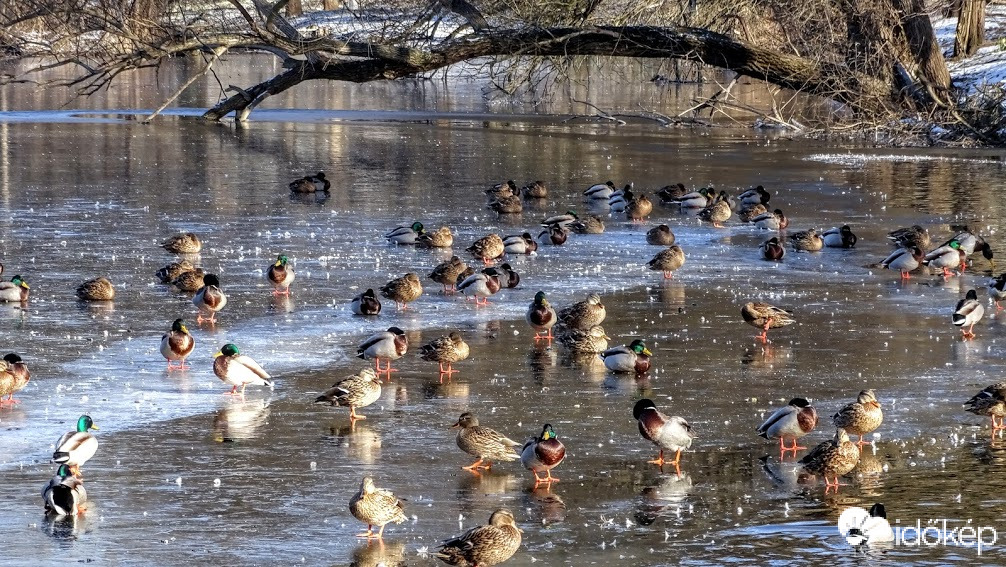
[7,171,1006,562]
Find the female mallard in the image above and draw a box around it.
[540,211,578,229]
[571,215,605,234]
[626,194,654,221]
[486,180,518,200]
[584,180,616,200]
[0,353,29,404]
[435,509,522,567]
[880,246,923,279]
[429,257,468,294]
[53,415,99,477]
[832,389,883,447]
[601,339,652,374]
[380,272,422,310]
[497,263,520,289]
[673,187,714,209]
[888,225,930,250]
[523,180,548,198]
[760,237,785,261]
[489,188,523,214]
[172,268,205,292]
[503,233,537,255]
[757,398,818,457]
[738,203,768,222]
[160,318,194,371]
[537,225,568,246]
[657,183,688,201]
[0,275,30,302]
[633,398,694,469]
[358,327,408,375]
[289,171,330,193]
[823,225,858,248]
[467,234,505,265]
[521,423,565,486]
[349,476,407,539]
[452,412,521,471]
[953,289,984,339]
[267,255,295,295]
[557,293,605,330]
[526,291,556,343]
[555,324,609,353]
[697,194,731,227]
[798,428,860,492]
[214,343,273,396]
[192,273,227,324]
[76,277,114,301]
[647,245,685,279]
[156,259,194,284]
[385,222,425,245]
[965,382,1006,437]
[419,332,470,376]
[923,239,965,278]
[738,185,770,206]
[646,225,675,246]
[752,209,789,231]
[741,302,795,342]
[943,230,994,271]
[988,273,1006,311]
[315,368,381,420]
[789,229,823,252]
[458,268,502,306]
[162,232,202,254]
[43,464,87,516]
[418,226,454,248]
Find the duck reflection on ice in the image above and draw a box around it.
[327,421,382,464]
[523,484,566,525]
[349,538,405,567]
[212,398,271,443]
[634,471,694,526]
[41,511,91,544]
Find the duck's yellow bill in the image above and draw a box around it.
[90,424,99,430]
[213,351,222,358]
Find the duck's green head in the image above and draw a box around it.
[533,291,548,307]
[629,339,652,356]
[77,414,97,432]
[215,343,240,357]
[171,318,188,334]
[540,423,557,441]
[11,275,28,289]
[565,211,578,218]
[949,240,962,250]
[275,255,289,267]
[411,222,424,233]
[56,464,73,478]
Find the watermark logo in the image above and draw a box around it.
[838,506,997,555]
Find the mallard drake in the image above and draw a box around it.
[943,230,994,271]
[43,464,87,516]
[289,171,330,193]
[738,203,768,222]
[0,353,29,404]
[584,180,616,200]
[609,185,633,212]
[557,293,605,330]
[965,382,1006,437]
[923,240,965,277]
[457,268,502,306]
[489,187,523,214]
[0,275,30,302]
[419,332,470,376]
[192,273,227,324]
[214,343,273,396]
[53,415,99,477]
[497,263,520,288]
[172,268,205,292]
[349,476,407,539]
[646,225,675,246]
[379,272,422,310]
[467,234,505,265]
[697,194,731,227]
[503,232,537,255]
[880,246,924,279]
[601,339,652,374]
[953,289,984,339]
[741,302,795,342]
[385,222,425,245]
[760,237,786,261]
[555,324,609,353]
[452,412,521,471]
[757,398,818,457]
[267,255,295,295]
[571,215,605,234]
[521,423,565,486]
[657,183,688,201]
[798,428,860,492]
[537,225,568,246]
[647,245,685,279]
[435,509,522,567]
[526,291,556,343]
[888,225,930,249]
[673,187,714,209]
[523,180,548,198]
[160,318,194,371]
[540,211,578,229]
[840,503,895,547]
[626,194,654,221]
[752,208,789,231]
[156,259,194,284]
[832,389,883,447]
[738,185,770,206]
[351,288,382,316]
[76,277,114,301]
[454,266,475,289]
[789,229,823,251]
[823,225,858,248]
[418,226,454,248]
[429,257,468,294]
[634,398,694,469]
[358,327,408,375]
[162,232,202,254]
[486,180,518,200]
[315,368,381,420]
[989,273,1006,311]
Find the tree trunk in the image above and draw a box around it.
[954,0,985,58]
[323,0,340,9]
[896,0,953,103]
[286,0,302,18]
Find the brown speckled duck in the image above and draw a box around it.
[380,272,422,310]
[452,412,520,471]
[315,368,381,420]
[832,389,883,447]
[172,268,205,292]
[161,232,202,254]
[741,302,795,343]
[467,234,505,265]
[429,256,468,294]
[647,245,685,279]
[0,354,29,404]
[646,225,675,246]
[965,382,1006,438]
[156,259,194,284]
[435,509,522,567]
[798,428,860,492]
[419,332,470,377]
[789,229,823,252]
[557,293,605,331]
[349,476,407,539]
[76,277,114,301]
[418,226,455,248]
